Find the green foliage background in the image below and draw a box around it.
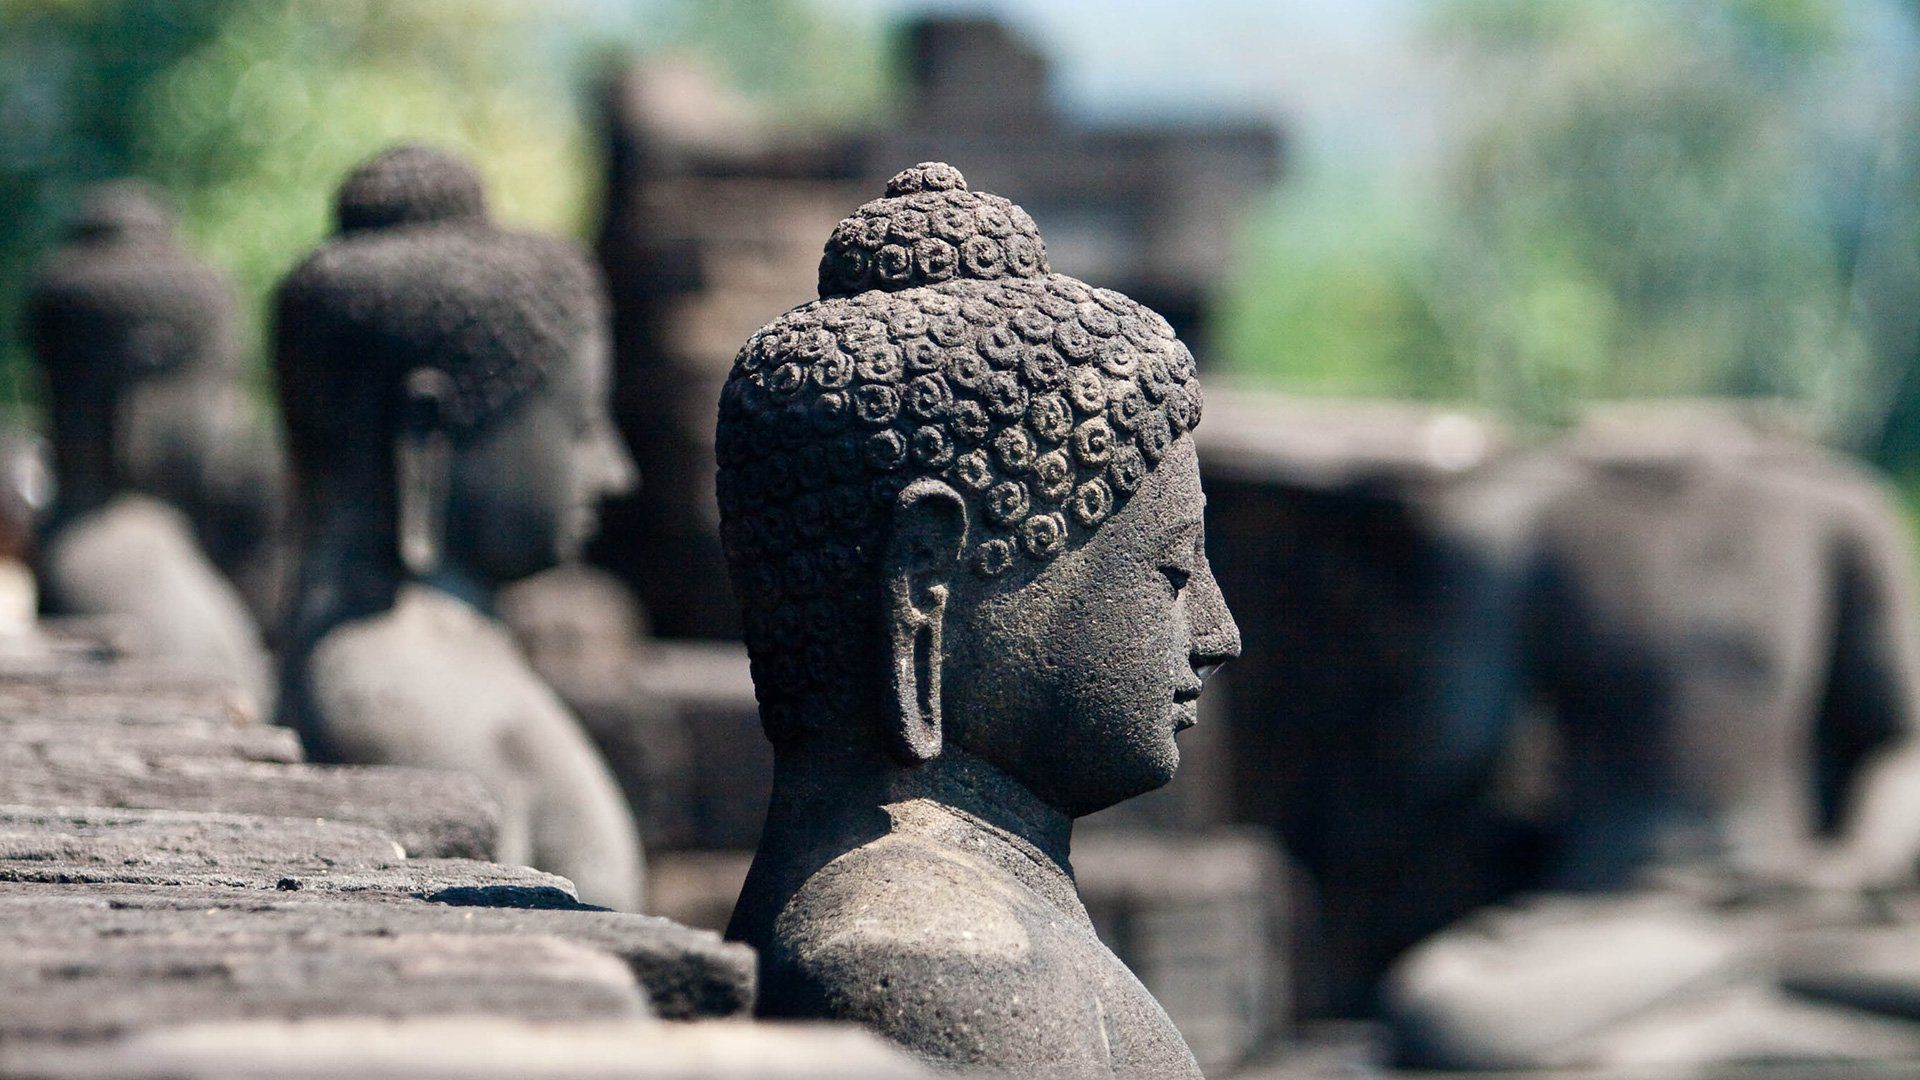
[4,0,1920,479]
[1212,0,1917,457]
[0,0,891,417]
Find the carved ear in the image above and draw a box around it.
[396,368,454,577]
[882,479,969,764]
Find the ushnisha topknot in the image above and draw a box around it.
[816,162,1050,298]
[276,147,605,485]
[28,181,234,381]
[717,163,1201,742]
[333,144,488,234]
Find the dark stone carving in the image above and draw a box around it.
[720,164,1239,1076]
[25,180,279,706]
[273,145,644,910]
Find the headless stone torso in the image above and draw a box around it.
[732,753,1201,1078]
[1538,452,1837,889]
[1534,443,1905,890]
[1387,424,1920,1070]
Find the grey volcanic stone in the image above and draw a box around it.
[0,749,499,858]
[0,678,256,723]
[0,931,646,1043]
[0,804,403,871]
[0,719,301,762]
[719,165,1239,1077]
[0,882,753,1020]
[4,1017,932,1079]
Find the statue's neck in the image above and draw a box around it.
[728,738,1073,947]
[285,486,495,653]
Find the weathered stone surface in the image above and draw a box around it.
[0,749,499,858]
[4,1018,931,1079]
[0,719,301,762]
[0,804,403,871]
[719,165,1238,1077]
[1075,829,1288,1073]
[0,931,646,1043]
[275,146,643,911]
[0,882,754,1020]
[0,679,256,723]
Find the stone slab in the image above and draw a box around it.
[0,681,257,723]
[0,719,301,762]
[2,1018,931,1079]
[0,930,646,1044]
[0,804,404,871]
[0,882,753,1020]
[0,750,498,858]
[0,690,252,727]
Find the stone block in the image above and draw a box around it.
[0,931,646,1043]
[0,750,499,858]
[0,882,754,1020]
[0,718,301,762]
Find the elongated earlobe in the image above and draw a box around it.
[884,479,968,765]
[396,368,454,577]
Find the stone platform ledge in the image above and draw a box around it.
[0,932,649,1044]
[0,881,755,1020]
[0,718,301,762]
[0,752,499,859]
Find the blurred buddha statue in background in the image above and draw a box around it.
[720,163,1240,1075]
[1388,404,1920,1070]
[26,181,277,708]
[273,146,644,910]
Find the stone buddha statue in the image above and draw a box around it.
[719,163,1240,1076]
[273,146,644,910]
[25,180,274,707]
[1386,406,1920,1070]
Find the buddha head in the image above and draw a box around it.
[717,163,1239,817]
[26,180,244,511]
[274,145,633,594]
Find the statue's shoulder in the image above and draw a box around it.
[762,830,1122,1073]
[305,586,546,741]
[45,494,199,576]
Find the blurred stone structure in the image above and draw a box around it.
[590,14,1282,639]
[1197,392,1537,1017]
[274,146,643,911]
[1384,404,1920,1071]
[24,181,278,712]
